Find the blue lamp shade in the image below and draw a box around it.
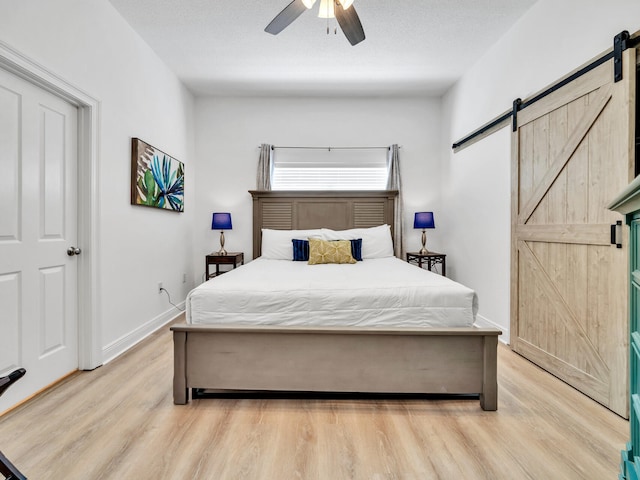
[414,212,435,229]
[211,212,232,230]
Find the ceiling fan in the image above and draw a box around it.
[265,0,366,46]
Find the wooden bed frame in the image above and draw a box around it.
[172,191,502,410]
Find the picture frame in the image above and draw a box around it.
[131,138,184,212]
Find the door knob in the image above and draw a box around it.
[67,246,81,256]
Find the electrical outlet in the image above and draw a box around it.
[158,281,163,294]
[182,273,187,284]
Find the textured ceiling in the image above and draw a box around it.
[108,0,537,96]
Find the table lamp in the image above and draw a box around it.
[211,212,232,255]
[414,212,435,254]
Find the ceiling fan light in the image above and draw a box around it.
[302,0,317,8]
[318,0,335,18]
[339,0,354,9]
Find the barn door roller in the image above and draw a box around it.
[614,31,631,82]
[512,98,522,132]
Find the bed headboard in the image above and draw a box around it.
[249,190,398,259]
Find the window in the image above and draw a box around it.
[271,148,389,190]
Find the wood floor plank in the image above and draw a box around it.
[0,317,628,479]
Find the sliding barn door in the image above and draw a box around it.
[511,49,636,417]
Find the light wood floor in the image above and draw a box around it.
[0,316,628,479]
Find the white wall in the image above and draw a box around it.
[442,0,640,342]
[5,0,631,361]
[0,0,196,361]
[194,96,443,277]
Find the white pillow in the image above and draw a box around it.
[261,228,324,260]
[321,224,394,259]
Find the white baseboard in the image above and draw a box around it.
[101,303,185,365]
[475,314,510,345]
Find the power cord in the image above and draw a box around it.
[160,287,185,312]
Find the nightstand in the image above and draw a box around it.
[206,252,244,279]
[406,251,446,276]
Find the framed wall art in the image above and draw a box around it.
[131,138,184,212]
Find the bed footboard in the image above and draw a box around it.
[171,325,501,410]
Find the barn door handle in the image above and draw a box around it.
[610,221,622,248]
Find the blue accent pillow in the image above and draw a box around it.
[349,238,363,261]
[292,238,309,261]
[292,238,362,261]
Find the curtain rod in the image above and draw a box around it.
[259,145,399,150]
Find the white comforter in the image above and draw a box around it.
[187,257,478,328]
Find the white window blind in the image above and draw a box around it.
[271,148,389,190]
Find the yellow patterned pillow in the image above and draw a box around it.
[308,238,356,265]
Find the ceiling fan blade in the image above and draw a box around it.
[265,0,308,35]
[334,2,365,46]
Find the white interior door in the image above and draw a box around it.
[0,67,79,413]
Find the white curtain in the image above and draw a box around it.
[386,144,403,258]
[257,144,273,190]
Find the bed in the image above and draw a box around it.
[172,190,502,410]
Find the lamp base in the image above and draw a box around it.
[217,231,227,256]
[419,229,430,255]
